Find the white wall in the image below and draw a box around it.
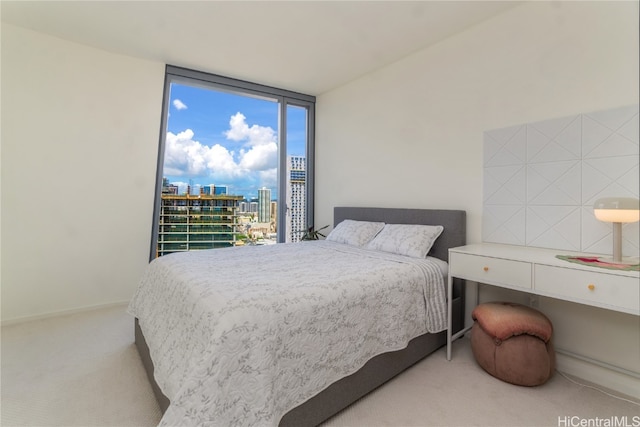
[315,1,638,233]
[315,1,639,396]
[1,24,164,322]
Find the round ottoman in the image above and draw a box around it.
[471,302,555,386]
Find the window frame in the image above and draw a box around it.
[149,65,316,260]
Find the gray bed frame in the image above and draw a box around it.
[134,206,466,426]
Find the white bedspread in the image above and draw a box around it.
[128,240,446,427]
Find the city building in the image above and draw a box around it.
[258,187,271,223]
[203,184,228,196]
[214,185,228,195]
[270,201,277,228]
[156,192,243,257]
[286,156,306,242]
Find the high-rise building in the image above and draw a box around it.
[270,201,277,226]
[258,187,271,223]
[203,184,228,196]
[162,185,179,195]
[286,156,306,242]
[157,193,243,257]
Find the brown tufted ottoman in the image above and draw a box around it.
[471,302,555,386]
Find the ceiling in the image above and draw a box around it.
[1,1,518,95]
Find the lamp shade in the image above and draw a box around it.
[593,197,640,223]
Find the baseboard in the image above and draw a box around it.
[555,349,640,401]
[1,301,130,326]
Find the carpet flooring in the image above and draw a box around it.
[2,304,638,426]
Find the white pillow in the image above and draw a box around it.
[366,224,444,258]
[325,220,385,247]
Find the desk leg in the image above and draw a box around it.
[448,276,473,360]
[447,273,453,361]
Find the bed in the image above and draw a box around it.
[131,206,466,426]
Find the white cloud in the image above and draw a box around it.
[163,113,278,187]
[173,99,188,110]
[164,129,238,179]
[239,143,278,171]
[258,169,278,190]
[227,112,278,171]
[225,112,276,146]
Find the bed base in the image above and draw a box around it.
[135,318,170,413]
[134,295,462,426]
[281,295,462,426]
[134,206,466,426]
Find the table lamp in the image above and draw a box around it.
[593,197,640,264]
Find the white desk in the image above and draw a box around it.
[446,243,640,360]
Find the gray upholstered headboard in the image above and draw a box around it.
[334,207,466,262]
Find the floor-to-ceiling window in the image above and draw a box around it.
[150,66,315,259]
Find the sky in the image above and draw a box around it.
[163,83,307,200]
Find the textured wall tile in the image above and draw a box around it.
[582,156,639,206]
[527,115,581,163]
[484,125,526,167]
[482,205,525,245]
[526,206,581,250]
[583,105,639,159]
[527,161,581,205]
[484,165,526,205]
[623,222,640,257]
[581,207,611,254]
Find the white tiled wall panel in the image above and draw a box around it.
[527,161,581,205]
[482,205,526,245]
[582,157,639,204]
[526,115,581,163]
[484,125,526,167]
[526,205,581,251]
[483,104,639,257]
[483,165,526,205]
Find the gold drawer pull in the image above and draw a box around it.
[588,284,595,291]
[483,266,489,272]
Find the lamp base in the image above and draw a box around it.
[596,256,640,266]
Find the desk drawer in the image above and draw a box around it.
[450,252,532,289]
[535,265,639,313]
